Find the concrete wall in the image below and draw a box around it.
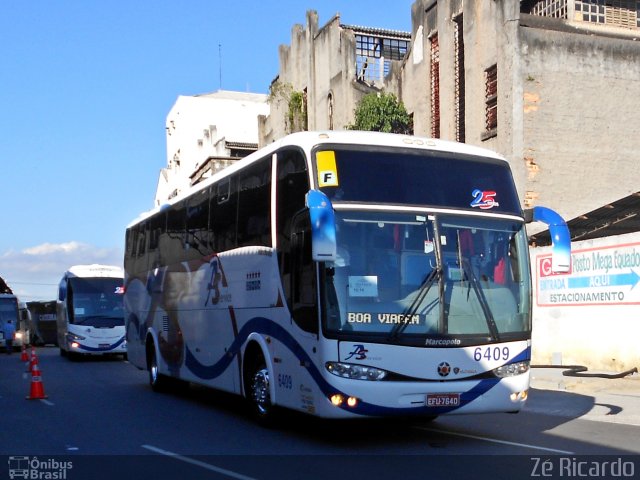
[531,232,640,371]
[519,16,640,223]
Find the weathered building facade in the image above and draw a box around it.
[156,90,268,207]
[402,0,640,226]
[258,11,410,145]
[262,2,640,227]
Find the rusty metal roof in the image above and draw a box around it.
[530,191,640,245]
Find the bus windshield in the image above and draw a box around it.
[67,278,124,327]
[315,146,521,215]
[322,211,531,346]
[0,297,18,325]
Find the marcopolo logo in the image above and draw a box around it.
[8,456,73,479]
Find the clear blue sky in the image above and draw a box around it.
[0,1,413,301]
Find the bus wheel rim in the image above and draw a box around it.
[150,357,158,384]
[251,368,270,415]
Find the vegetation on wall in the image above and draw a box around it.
[348,92,413,134]
[268,81,308,134]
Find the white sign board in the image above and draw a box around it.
[536,241,640,306]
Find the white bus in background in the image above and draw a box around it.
[124,131,570,423]
[57,264,126,359]
[0,294,30,350]
[17,301,31,349]
[26,300,58,346]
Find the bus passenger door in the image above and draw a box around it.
[282,213,322,412]
[290,213,319,336]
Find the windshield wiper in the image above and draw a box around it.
[389,267,441,340]
[459,258,500,342]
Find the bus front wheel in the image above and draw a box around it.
[245,356,277,426]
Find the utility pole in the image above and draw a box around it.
[218,43,223,90]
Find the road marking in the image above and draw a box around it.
[141,445,257,480]
[39,399,55,406]
[414,427,575,454]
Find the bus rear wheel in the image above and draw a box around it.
[148,344,170,392]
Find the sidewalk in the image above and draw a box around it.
[527,367,640,426]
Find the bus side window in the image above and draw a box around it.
[148,211,166,268]
[290,213,319,334]
[164,200,187,266]
[211,177,238,252]
[134,222,149,275]
[237,158,271,248]
[124,227,136,274]
[275,148,309,295]
[185,187,211,260]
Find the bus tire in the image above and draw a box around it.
[147,341,170,392]
[244,352,277,427]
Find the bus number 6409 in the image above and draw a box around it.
[473,346,509,362]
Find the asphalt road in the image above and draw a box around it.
[1,347,639,480]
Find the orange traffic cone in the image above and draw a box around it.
[26,361,48,400]
[28,349,38,373]
[20,343,29,362]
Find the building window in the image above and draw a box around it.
[453,15,465,143]
[527,0,640,29]
[484,64,498,138]
[575,0,639,28]
[327,92,334,130]
[429,34,440,139]
[355,33,409,84]
[528,0,568,19]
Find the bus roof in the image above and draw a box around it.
[64,264,124,279]
[128,131,509,227]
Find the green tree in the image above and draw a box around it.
[348,92,413,134]
[268,81,307,134]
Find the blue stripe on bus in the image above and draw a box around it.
[75,336,126,352]
[184,316,524,416]
[511,346,531,363]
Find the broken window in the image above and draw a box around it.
[355,33,409,84]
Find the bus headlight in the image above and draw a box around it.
[15,332,23,340]
[325,362,388,381]
[493,361,529,378]
[66,332,86,341]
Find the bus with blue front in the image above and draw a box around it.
[123,131,570,423]
[57,264,126,359]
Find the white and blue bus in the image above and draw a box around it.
[124,131,570,422]
[0,294,30,350]
[57,264,126,359]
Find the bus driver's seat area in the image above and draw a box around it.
[368,232,400,302]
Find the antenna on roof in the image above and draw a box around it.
[218,43,223,91]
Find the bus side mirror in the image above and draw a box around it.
[306,190,337,262]
[525,206,571,273]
